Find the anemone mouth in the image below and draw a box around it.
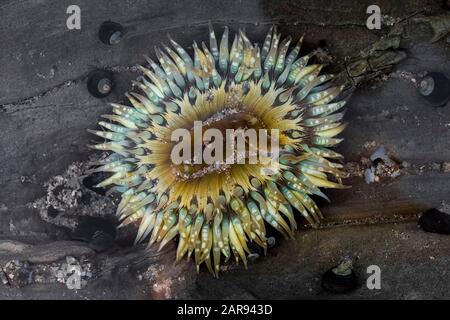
[89,25,350,276]
[170,107,268,180]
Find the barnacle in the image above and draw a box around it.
[89,25,350,276]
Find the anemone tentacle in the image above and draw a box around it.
[89,25,350,276]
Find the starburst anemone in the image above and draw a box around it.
[88,24,350,276]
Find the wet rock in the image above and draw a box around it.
[115,223,138,247]
[419,208,450,234]
[0,240,32,253]
[443,162,450,173]
[445,0,450,10]
[55,256,94,289]
[0,241,95,266]
[0,255,96,289]
[3,260,32,288]
[364,167,377,184]
[89,231,115,252]
[71,216,116,252]
[31,160,117,231]
[370,145,387,162]
[322,257,357,293]
[346,143,403,183]
[0,270,8,286]
[82,171,110,196]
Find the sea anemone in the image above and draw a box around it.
[89,25,349,276]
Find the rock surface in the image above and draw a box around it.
[0,0,449,299]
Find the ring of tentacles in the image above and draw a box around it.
[89,25,349,276]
